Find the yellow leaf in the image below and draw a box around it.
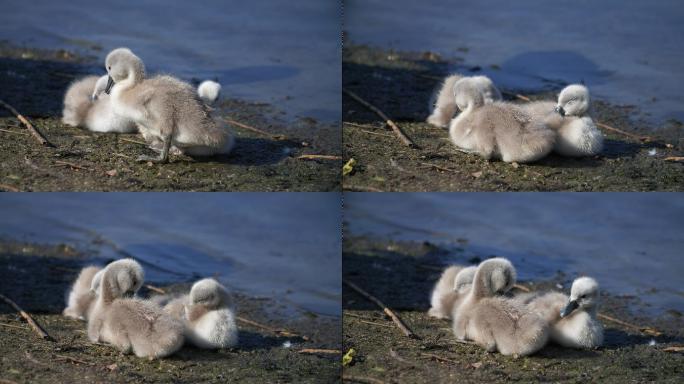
[342,158,357,176]
[342,348,356,366]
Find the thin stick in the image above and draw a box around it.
[224,118,286,140]
[419,162,459,174]
[0,293,54,341]
[501,90,532,102]
[297,348,341,355]
[0,183,20,192]
[420,352,460,364]
[513,284,531,292]
[54,354,94,365]
[0,379,20,384]
[0,99,54,147]
[597,313,661,336]
[342,374,388,384]
[343,89,415,147]
[343,121,379,129]
[0,322,27,330]
[296,154,342,161]
[343,185,384,193]
[145,284,166,294]
[236,316,310,341]
[119,137,147,146]
[343,279,419,339]
[54,160,90,171]
[0,128,29,135]
[596,122,652,142]
[664,156,684,162]
[357,319,394,328]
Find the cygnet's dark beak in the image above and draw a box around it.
[560,299,579,318]
[122,290,135,298]
[104,76,115,95]
[555,105,565,116]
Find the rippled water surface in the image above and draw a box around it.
[346,0,684,126]
[0,193,341,316]
[345,193,684,314]
[0,0,341,122]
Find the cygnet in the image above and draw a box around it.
[87,259,184,359]
[427,74,502,128]
[63,266,101,321]
[517,277,603,349]
[197,80,221,105]
[452,258,549,356]
[104,48,234,162]
[183,278,238,349]
[449,77,556,163]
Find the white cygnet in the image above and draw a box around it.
[429,265,470,319]
[63,266,101,321]
[522,84,603,157]
[427,74,502,128]
[518,277,603,349]
[87,259,184,359]
[183,278,239,349]
[104,47,234,162]
[197,80,222,105]
[449,77,556,163]
[453,258,549,356]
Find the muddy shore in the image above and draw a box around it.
[0,239,341,383]
[0,42,341,192]
[342,44,684,191]
[342,236,684,383]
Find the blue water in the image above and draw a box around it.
[345,0,684,127]
[0,0,341,122]
[0,193,342,316]
[345,193,684,314]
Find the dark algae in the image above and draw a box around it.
[0,42,341,192]
[0,239,341,383]
[342,236,684,383]
[343,44,684,191]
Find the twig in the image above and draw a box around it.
[420,352,460,364]
[664,156,684,162]
[119,137,147,146]
[513,284,531,292]
[343,185,384,192]
[597,313,661,336]
[596,122,652,142]
[54,354,94,365]
[113,153,132,159]
[144,284,166,294]
[344,122,394,137]
[297,348,341,355]
[501,90,532,102]
[357,319,394,328]
[0,322,27,330]
[419,162,459,174]
[54,160,90,171]
[224,118,286,140]
[296,154,342,161]
[342,374,388,384]
[343,89,415,148]
[236,316,310,341]
[0,183,20,192]
[0,99,54,147]
[0,379,20,384]
[343,279,419,339]
[0,293,54,341]
[0,128,29,135]
[343,121,379,129]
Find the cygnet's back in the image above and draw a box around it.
[62,76,99,127]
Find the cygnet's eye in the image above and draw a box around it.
[108,66,111,71]
[579,294,587,299]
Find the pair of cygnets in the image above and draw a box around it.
[428,258,603,356]
[62,259,238,359]
[427,74,604,163]
[62,47,234,162]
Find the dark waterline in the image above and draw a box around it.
[345,0,684,127]
[345,193,684,315]
[0,0,341,123]
[0,193,342,316]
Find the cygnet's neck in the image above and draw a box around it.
[114,67,144,95]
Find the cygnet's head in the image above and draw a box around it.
[453,266,476,293]
[453,77,487,111]
[100,258,144,299]
[471,75,502,104]
[560,276,600,317]
[104,47,145,94]
[91,75,110,101]
[189,278,231,310]
[473,257,517,298]
[555,84,590,117]
[90,268,105,294]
